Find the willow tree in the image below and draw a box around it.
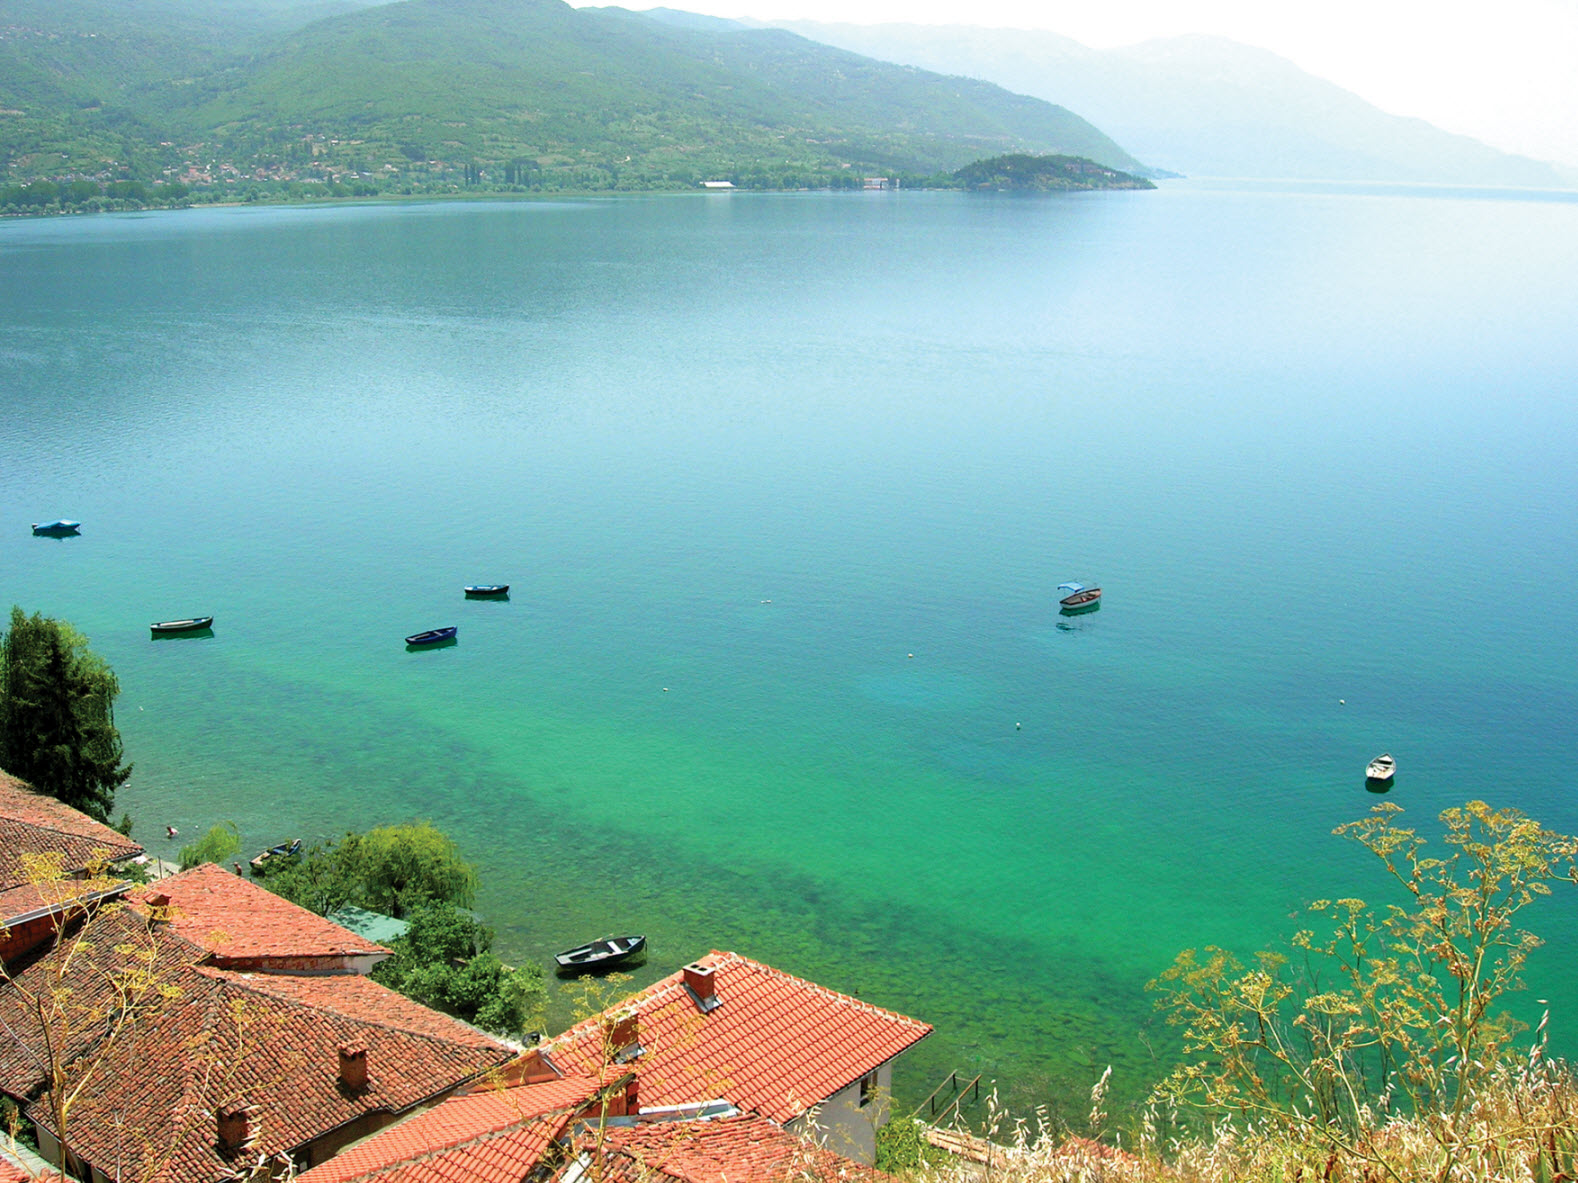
[0,607,132,822]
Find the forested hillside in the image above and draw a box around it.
[0,0,1150,204]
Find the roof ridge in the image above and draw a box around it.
[201,969,508,1051]
[0,816,139,846]
[328,1106,575,1183]
[727,953,932,1031]
[544,947,929,1060]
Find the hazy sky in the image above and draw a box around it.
[577,0,1578,166]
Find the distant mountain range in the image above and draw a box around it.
[0,0,1147,195]
[746,17,1571,188]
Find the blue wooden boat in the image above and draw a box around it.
[151,616,214,635]
[463,585,509,597]
[250,838,303,872]
[405,626,458,646]
[32,520,81,536]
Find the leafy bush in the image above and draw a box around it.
[179,821,241,869]
[372,903,546,1039]
[876,1113,926,1170]
[260,821,477,918]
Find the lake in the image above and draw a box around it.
[3,181,1577,1119]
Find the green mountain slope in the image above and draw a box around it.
[0,0,1150,193]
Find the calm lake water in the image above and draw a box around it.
[4,182,1577,1119]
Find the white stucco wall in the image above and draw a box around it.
[786,1059,894,1166]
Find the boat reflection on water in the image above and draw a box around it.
[1059,600,1101,618]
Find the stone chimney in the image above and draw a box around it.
[605,1009,642,1063]
[216,1100,257,1154]
[338,1043,369,1092]
[683,962,721,1013]
[144,892,172,927]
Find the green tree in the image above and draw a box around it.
[0,608,132,823]
[372,903,546,1039]
[179,820,241,869]
[261,821,477,918]
[1150,800,1578,1181]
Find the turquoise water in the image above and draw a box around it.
[3,183,1578,1119]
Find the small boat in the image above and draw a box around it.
[249,838,303,871]
[463,585,509,597]
[32,520,81,536]
[555,934,647,971]
[1058,582,1102,610]
[405,626,458,646]
[1365,753,1396,782]
[151,617,214,634]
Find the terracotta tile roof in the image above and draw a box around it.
[0,1141,68,1183]
[3,904,514,1183]
[0,770,142,897]
[0,875,128,927]
[296,1076,602,1183]
[545,952,931,1124]
[0,1161,67,1183]
[591,1114,884,1183]
[0,896,198,1101]
[203,967,506,1050]
[135,863,389,964]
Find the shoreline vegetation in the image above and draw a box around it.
[0,154,1154,218]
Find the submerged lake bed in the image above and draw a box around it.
[4,183,1577,1118]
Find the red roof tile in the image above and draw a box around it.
[592,1114,883,1183]
[136,863,389,964]
[296,1076,602,1183]
[5,904,513,1183]
[0,771,142,899]
[0,876,128,927]
[0,895,199,1100]
[203,968,505,1050]
[545,952,930,1124]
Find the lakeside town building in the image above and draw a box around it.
[0,771,143,964]
[0,772,932,1181]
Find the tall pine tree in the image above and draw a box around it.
[0,607,132,822]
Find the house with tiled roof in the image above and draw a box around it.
[0,864,515,1183]
[0,769,143,964]
[144,861,392,973]
[544,951,932,1164]
[294,1070,614,1183]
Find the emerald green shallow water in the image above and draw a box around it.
[3,183,1578,1119]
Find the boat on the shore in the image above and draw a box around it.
[32,520,81,536]
[249,838,302,871]
[405,626,458,646]
[1365,753,1396,782]
[150,617,214,635]
[1057,582,1102,611]
[555,934,647,972]
[463,585,509,597]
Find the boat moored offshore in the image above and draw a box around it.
[555,934,647,972]
[405,626,458,646]
[1365,753,1396,782]
[1057,582,1102,611]
[151,616,214,635]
